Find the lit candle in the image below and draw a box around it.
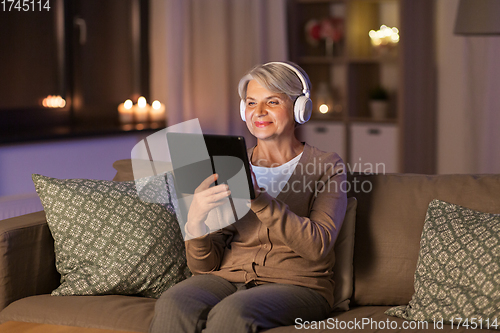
[319,104,329,114]
[134,96,150,123]
[42,95,66,108]
[149,100,166,122]
[118,99,134,123]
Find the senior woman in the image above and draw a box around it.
[150,62,347,333]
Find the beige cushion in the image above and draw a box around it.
[0,294,155,332]
[348,173,500,306]
[332,197,357,311]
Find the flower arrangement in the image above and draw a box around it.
[305,17,344,55]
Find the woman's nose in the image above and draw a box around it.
[255,103,267,116]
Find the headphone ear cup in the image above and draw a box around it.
[294,96,313,124]
[240,100,246,121]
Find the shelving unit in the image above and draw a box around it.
[288,0,436,174]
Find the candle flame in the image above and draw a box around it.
[319,104,329,114]
[152,100,161,110]
[124,99,133,109]
[42,95,66,108]
[138,96,147,108]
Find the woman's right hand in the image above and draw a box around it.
[186,174,231,237]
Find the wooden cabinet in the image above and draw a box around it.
[289,0,437,174]
[296,121,345,158]
[350,123,398,173]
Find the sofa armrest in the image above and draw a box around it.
[0,211,60,312]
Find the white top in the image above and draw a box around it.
[251,152,303,198]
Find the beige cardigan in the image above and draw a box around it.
[185,143,347,307]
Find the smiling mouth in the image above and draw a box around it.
[254,121,272,128]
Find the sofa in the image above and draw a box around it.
[0,159,499,332]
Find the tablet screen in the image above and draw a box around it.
[166,133,256,200]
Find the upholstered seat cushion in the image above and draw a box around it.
[3,300,499,333]
[0,294,155,332]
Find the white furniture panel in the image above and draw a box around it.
[350,123,399,173]
[297,121,345,160]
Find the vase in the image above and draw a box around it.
[369,100,388,120]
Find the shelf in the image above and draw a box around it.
[0,120,167,145]
[349,0,397,3]
[309,114,344,122]
[290,0,402,169]
[296,0,345,4]
[348,116,398,124]
[298,56,346,64]
[299,55,399,65]
[291,0,437,173]
[347,56,399,64]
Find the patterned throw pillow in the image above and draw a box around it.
[386,199,500,326]
[32,173,191,298]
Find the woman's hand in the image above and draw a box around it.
[249,164,261,200]
[186,174,231,237]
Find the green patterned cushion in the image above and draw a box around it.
[386,199,500,326]
[32,173,191,298]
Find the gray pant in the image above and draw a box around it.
[149,274,331,333]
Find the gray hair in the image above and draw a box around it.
[238,62,311,102]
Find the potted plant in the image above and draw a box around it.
[368,86,389,120]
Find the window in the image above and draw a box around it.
[0,0,149,137]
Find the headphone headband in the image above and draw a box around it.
[267,62,310,97]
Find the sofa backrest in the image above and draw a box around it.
[347,173,500,307]
[0,211,60,311]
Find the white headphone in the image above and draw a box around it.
[239,62,313,124]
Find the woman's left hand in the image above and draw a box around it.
[186,174,231,237]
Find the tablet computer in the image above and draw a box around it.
[166,133,256,200]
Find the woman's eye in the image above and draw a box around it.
[247,101,256,106]
[269,100,279,105]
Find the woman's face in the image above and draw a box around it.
[244,79,295,141]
